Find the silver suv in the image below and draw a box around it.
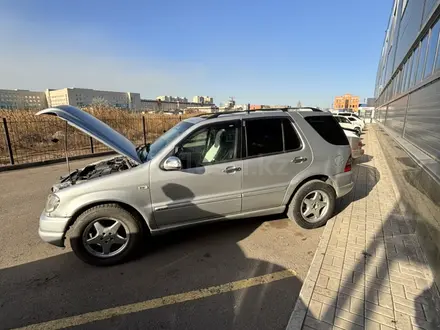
[38,106,353,266]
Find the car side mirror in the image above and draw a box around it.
[163,156,182,171]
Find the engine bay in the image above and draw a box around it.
[52,156,136,192]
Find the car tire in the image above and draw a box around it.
[70,204,144,266]
[287,180,336,229]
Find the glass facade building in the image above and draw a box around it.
[375,0,440,160]
[375,0,440,288]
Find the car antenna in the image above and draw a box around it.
[64,121,71,173]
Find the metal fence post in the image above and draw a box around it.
[142,116,147,145]
[2,118,14,165]
[90,137,94,154]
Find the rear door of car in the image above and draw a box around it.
[241,116,312,212]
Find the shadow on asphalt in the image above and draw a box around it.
[0,212,304,329]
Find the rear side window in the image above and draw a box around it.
[245,118,301,157]
[283,119,301,151]
[305,116,349,145]
[348,117,356,122]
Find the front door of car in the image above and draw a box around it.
[150,120,243,227]
[241,117,312,212]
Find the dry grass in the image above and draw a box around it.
[0,107,194,166]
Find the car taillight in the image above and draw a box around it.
[344,156,352,172]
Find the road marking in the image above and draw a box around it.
[15,269,296,330]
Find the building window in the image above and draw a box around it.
[416,35,428,82]
[425,19,440,78]
[410,46,420,88]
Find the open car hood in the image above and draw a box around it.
[36,105,142,164]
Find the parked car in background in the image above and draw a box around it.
[333,115,361,136]
[337,112,365,129]
[37,105,353,266]
[344,129,364,159]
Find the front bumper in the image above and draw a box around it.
[39,211,71,247]
[331,171,354,198]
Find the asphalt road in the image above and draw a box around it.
[0,157,323,330]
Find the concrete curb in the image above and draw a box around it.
[285,215,335,330]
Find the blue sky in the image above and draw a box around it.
[0,0,392,107]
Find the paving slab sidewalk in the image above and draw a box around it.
[286,125,440,330]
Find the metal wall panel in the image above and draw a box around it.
[404,79,440,160]
[384,95,409,135]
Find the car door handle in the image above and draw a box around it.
[291,156,307,164]
[223,166,242,173]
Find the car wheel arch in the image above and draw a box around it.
[284,175,335,207]
[66,201,152,235]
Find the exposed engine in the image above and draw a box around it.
[51,156,136,192]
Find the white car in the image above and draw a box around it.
[337,113,365,130]
[344,129,364,159]
[333,115,361,136]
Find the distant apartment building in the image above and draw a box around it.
[0,89,48,109]
[192,96,214,104]
[141,99,211,113]
[45,88,141,110]
[333,94,360,112]
[156,96,188,102]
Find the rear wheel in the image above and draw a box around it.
[287,180,336,229]
[70,204,143,266]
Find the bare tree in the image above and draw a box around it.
[91,97,111,108]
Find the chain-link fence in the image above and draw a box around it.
[0,115,186,167]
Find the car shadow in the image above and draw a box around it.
[354,154,373,165]
[303,126,440,329]
[0,183,304,330]
[333,160,380,217]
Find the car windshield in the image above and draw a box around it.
[137,121,194,162]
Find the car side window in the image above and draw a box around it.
[246,118,283,157]
[245,117,301,157]
[283,119,302,151]
[348,117,356,122]
[176,121,239,169]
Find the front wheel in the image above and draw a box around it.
[287,180,336,229]
[70,204,144,266]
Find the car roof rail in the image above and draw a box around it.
[193,106,322,119]
[288,107,323,112]
[203,108,289,119]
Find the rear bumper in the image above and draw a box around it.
[39,211,70,247]
[331,171,354,198]
[351,148,365,159]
